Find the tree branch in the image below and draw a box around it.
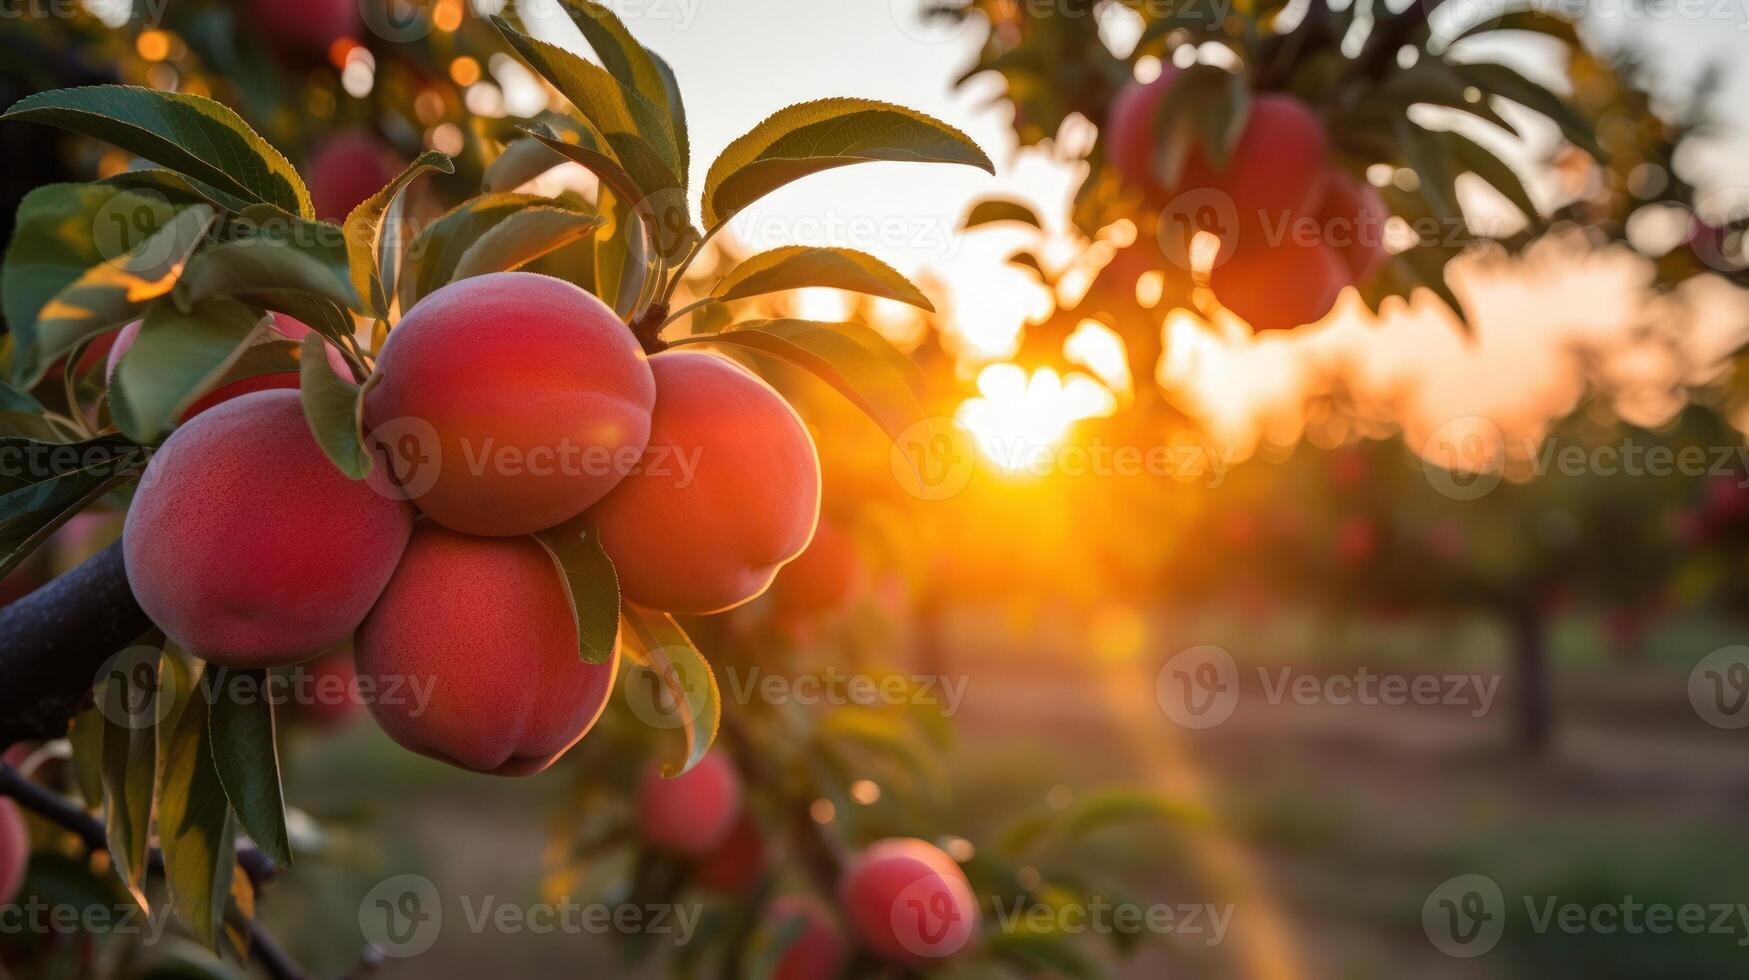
[0,763,304,979]
[0,539,149,750]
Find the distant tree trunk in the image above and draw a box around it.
[1506,597,1553,754]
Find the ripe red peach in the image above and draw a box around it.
[307,132,401,222]
[1209,234,1350,333]
[354,524,619,776]
[771,519,864,621]
[761,896,847,980]
[691,815,768,893]
[589,351,820,614]
[839,838,979,963]
[637,751,743,856]
[107,312,348,422]
[290,648,363,729]
[247,0,359,65]
[363,272,656,537]
[1317,168,1389,283]
[1108,72,1328,225]
[0,797,29,905]
[124,390,413,667]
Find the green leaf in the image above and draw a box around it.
[109,299,267,444]
[297,334,372,480]
[714,246,933,310]
[6,193,216,388]
[1374,58,1520,137]
[1441,129,1539,224]
[176,207,375,318]
[480,136,566,194]
[702,98,993,230]
[533,514,621,664]
[102,168,255,214]
[99,647,161,909]
[1458,61,1605,160]
[986,932,1102,979]
[595,189,652,319]
[515,122,697,265]
[963,197,1043,231]
[450,207,606,283]
[561,0,685,182]
[204,668,292,869]
[0,380,43,415]
[672,319,923,440]
[399,193,551,310]
[0,435,144,580]
[622,606,720,778]
[1,85,311,217]
[1000,788,1204,856]
[342,151,454,320]
[68,706,107,809]
[1394,118,1461,225]
[158,690,238,953]
[490,16,682,195]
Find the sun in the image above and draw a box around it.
[954,364,1118,475]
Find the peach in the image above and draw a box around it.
[637,752,742,856]
[1209,234,1350,333]
[354,524,618,775]
[248,0,359,66]
[840,838,978,963]
[691,814,768,893]
[106,312,349,422]
[123,389,413,668]
[363,272,655,537]
[0,798,28,905]
[290,648,363,729]
[1109,72,1328,226]
[307,132,401,222]
[761,896,847,980]
[771,519,865,621]
[590,351,820,614]
[1317,168,1389,283]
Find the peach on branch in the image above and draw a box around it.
[354,524,619,776]
[1316,168,1390,283]
[106,312,348,421]
[0,798,26,905]
[362,272,656,538]
[307,131,401,222]
[246,0,359,65]
[691,814,768,893]
[761,896,847,980]
[839,838,979,963]
[636,751,743,857]
[1208,233,1350,334]
[123,390,413,668]
[589,351,821,615]
[771,518,865,622]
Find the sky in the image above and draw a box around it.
[515,0,1749,453]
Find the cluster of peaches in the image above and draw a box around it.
[122,270,823,775]
[1109,66,1389,333]
[639,753,981,969]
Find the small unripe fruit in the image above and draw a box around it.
[124,390,413,668]
[1317,168,1389,283]
[591,351,821,614]
[308,132,401,222]
[1209,234,1350,333]
[363,272,656,537]
[840,838,979,964]
[637,752,743,857]
[0,798,28,905]
[761,896,847,980]
[691,815,767,893]
[355,524,619,776]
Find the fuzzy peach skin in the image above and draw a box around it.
[762,896,847,980]
[363,272,656,537]
[1208,232,1351,333]
[354,524,619,776]
[839,838,980,964]
[107,312,350,422]
[589,351,821,614]
[637,751,743,856]
[1108,70,1329,226]
[123,390,413,668]
[0,796,29,905]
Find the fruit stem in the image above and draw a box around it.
[630,303,672,355]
